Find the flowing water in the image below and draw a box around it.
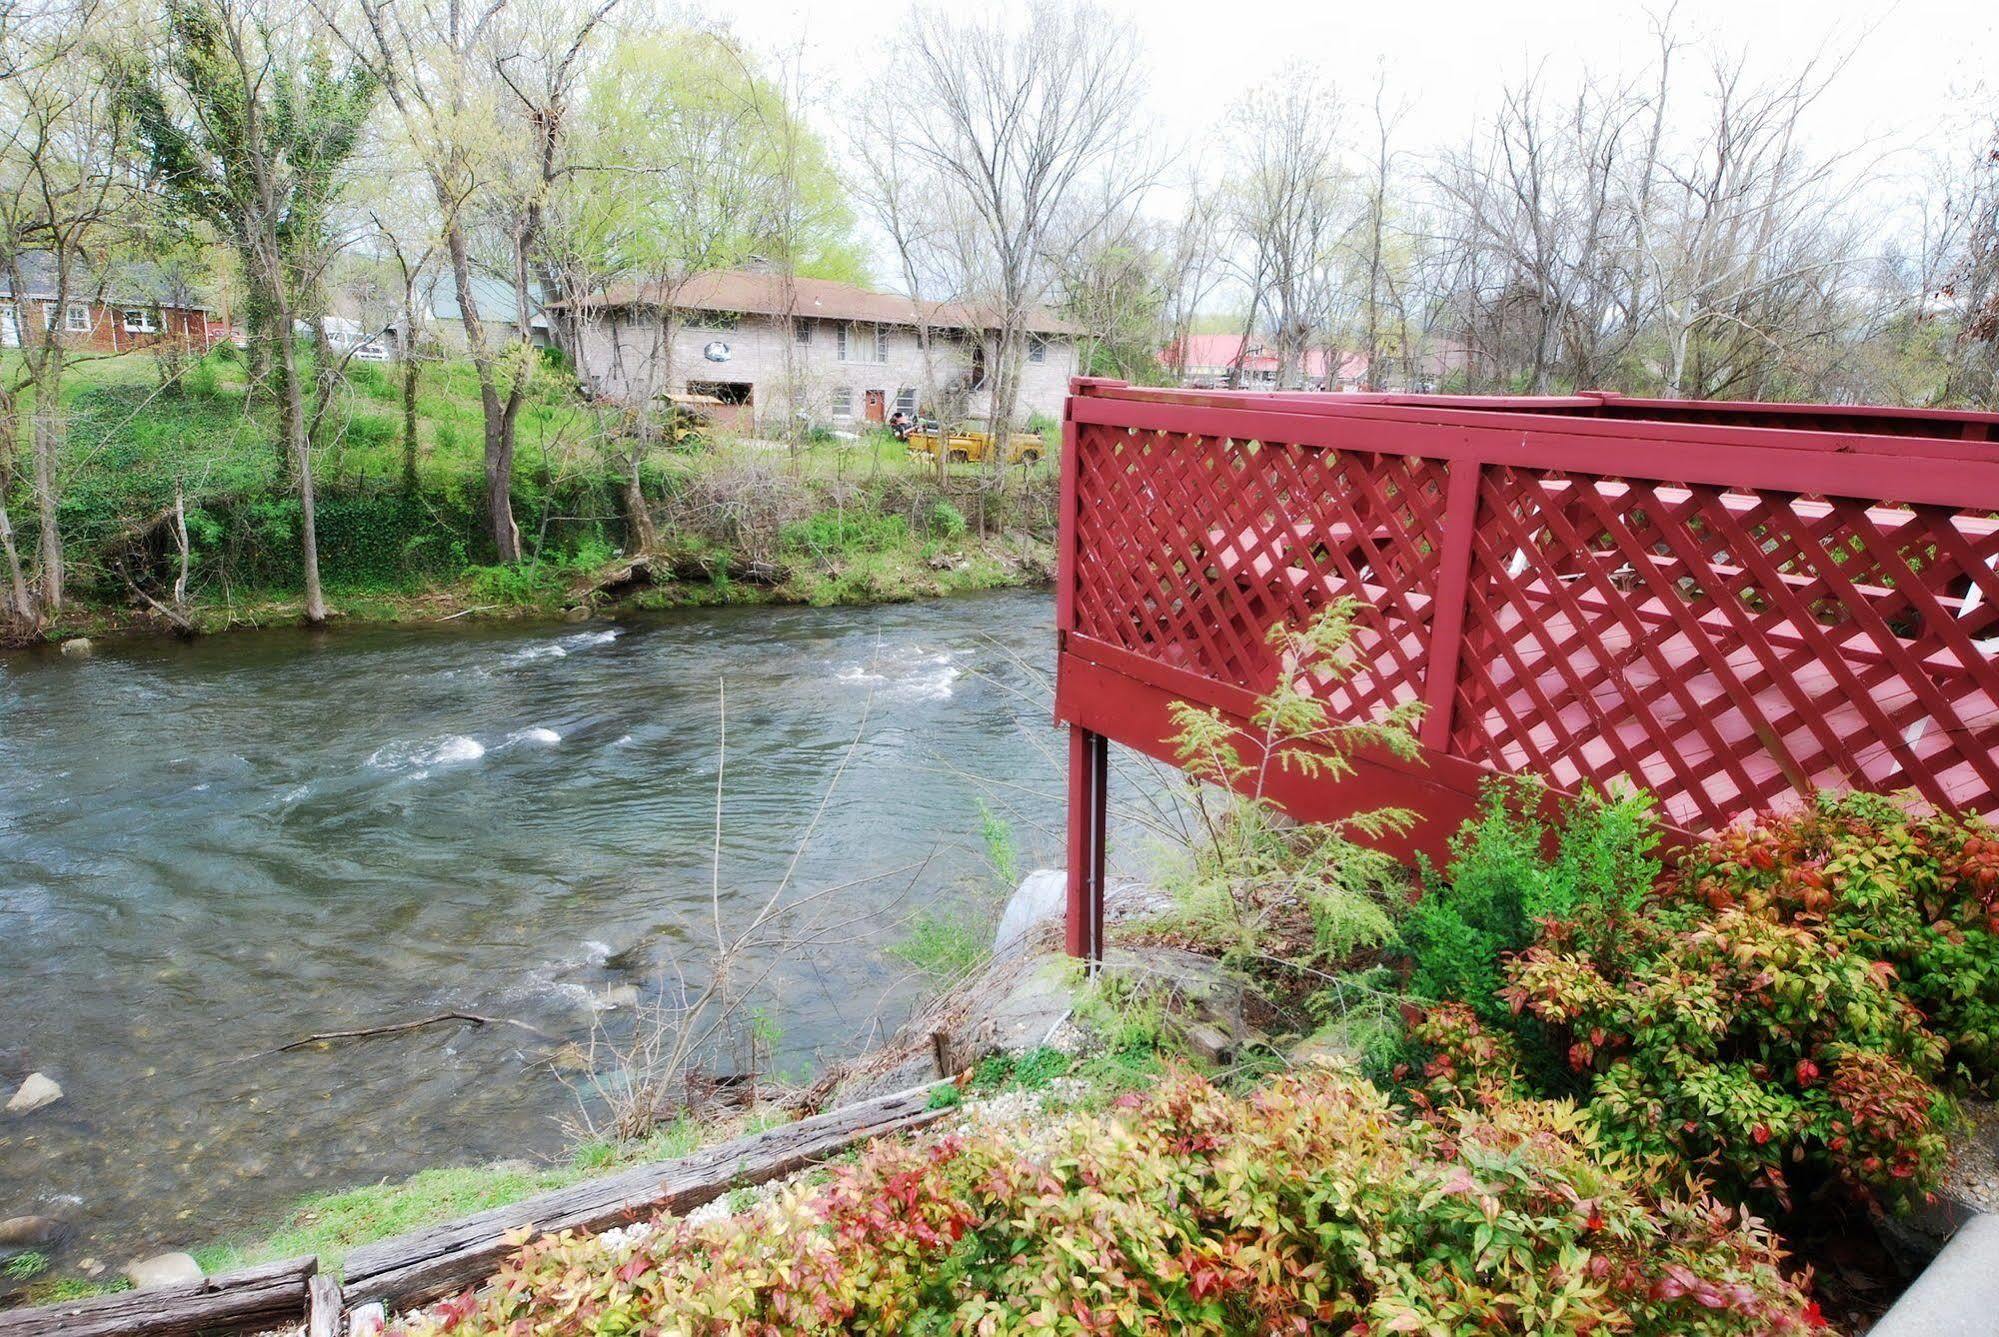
[0,589,1131,1271]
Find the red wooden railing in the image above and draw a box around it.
[1054,378,1999,959]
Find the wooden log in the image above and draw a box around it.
[341,1083,948,1312]
[0,1256,316,1337]
[306,1273,343,1337]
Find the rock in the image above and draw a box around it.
[124,1252,202,1289]
[591,985,640,1011]
[1287,1030,1359,1069]
[546,1042,594,1073]
[991,870,1175,959]
[993,870,1066,958]
[0,1216,66,1249]
[5,1072,62,1114]
[350,1301,387,1337]
[58,638,92,658]
[828,1049,942,1110]
[78,1258,104,1277]
[562,605,591,623]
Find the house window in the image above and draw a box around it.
[1028,335,1047,364]
[831,386,853,417]
[873,325,888,362]
[691,309,738,330]
[836,325,849,361]
[123,308,157,333]
[65,303,91,332]
[40,301,56,330]
[794,321,811,345]
[894,386,916,415]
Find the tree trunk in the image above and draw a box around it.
[31,359,63,617]
[445,222,522,563]
[0,494,32,626]
[275,325,327,624]
[401,352,421,493]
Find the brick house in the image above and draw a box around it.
[562,270,1079,433]
[0,253,221,355]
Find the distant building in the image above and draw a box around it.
[1163,334,1367,391]
[0,253,221,354]
[561,270,1080,433]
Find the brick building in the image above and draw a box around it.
[0,254,220,355]
[563,270,1079,433]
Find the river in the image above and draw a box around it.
[0,589,1141,1271]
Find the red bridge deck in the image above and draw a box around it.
[1053,380,1999,959]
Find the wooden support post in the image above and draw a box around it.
[306,1274,344,1337]
[1065,725,1108,964]
[1420,457,1483,751]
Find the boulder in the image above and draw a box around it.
[124,1252,202,1289]
[993,870,1066,958]
[5,1072,62,1114]
[58,638,92,658]
[0,1216,66,1250]
[591,985,641,1012]
[991,871,1176,960]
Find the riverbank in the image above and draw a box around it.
[1,350,1058,650]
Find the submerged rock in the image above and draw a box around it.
[591,984,641,1011]
[124,1252,202,1289]
[5,1072,62,1114]
[0,1215,66,1249]
[58,638,92,658]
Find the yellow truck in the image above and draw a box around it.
[903,420,1045,466]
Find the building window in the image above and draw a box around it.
[831,386,853,417]
[40,301,56,330]
[123,308,157,333]
[794,321,810,345]
[65,303,91,332]
[690,309,738,330]
[836,325,849,361]
[874,325,889,362]
[1028,335,1047,364]
[894,386,916,415]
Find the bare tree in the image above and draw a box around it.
[1225,67,1350,390]
[0,0,138,626]
[876,2,1152,449]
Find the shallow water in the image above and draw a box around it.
[0,589,1115,1268]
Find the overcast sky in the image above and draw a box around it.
[720,0,1994,190]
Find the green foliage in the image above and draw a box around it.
[1402,778,1659,1021]
[193,1162,582,1277]
[977,802,1019,892]
[411,1067,1822,1337]
[2,1251,49,1281]
[780,509,911,558]
[924,1083,964,1111]
[926,499,968,540]
[1683,794,1999,1092]
[888,911,988,981]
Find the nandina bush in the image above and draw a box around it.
[406,1068,1824,1337]
[1681,793,1999,1092]
[1503,908,1950,1210]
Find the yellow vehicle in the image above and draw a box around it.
[903,419,1045,466]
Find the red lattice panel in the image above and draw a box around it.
[1071,421,1447,724]
[1060,383,1999,837]
[1449,469,1999,829]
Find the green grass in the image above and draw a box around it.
[889,910,991,980]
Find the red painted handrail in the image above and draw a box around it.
[1054,379,1999,954]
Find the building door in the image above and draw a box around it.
[864,389,886,423]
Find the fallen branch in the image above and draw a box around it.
[276,1012,553,1053]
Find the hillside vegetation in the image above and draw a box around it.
[6,348,1054,641]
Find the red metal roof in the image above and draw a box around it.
[1165,333,1365,382]
[556,270,1077,336]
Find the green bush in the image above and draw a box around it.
[779,508,910,557]
[927,499,968,539]
[1401,779,1658,1020]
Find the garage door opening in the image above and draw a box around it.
[685,380,754,432]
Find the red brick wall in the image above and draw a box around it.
[4,299,216,353]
